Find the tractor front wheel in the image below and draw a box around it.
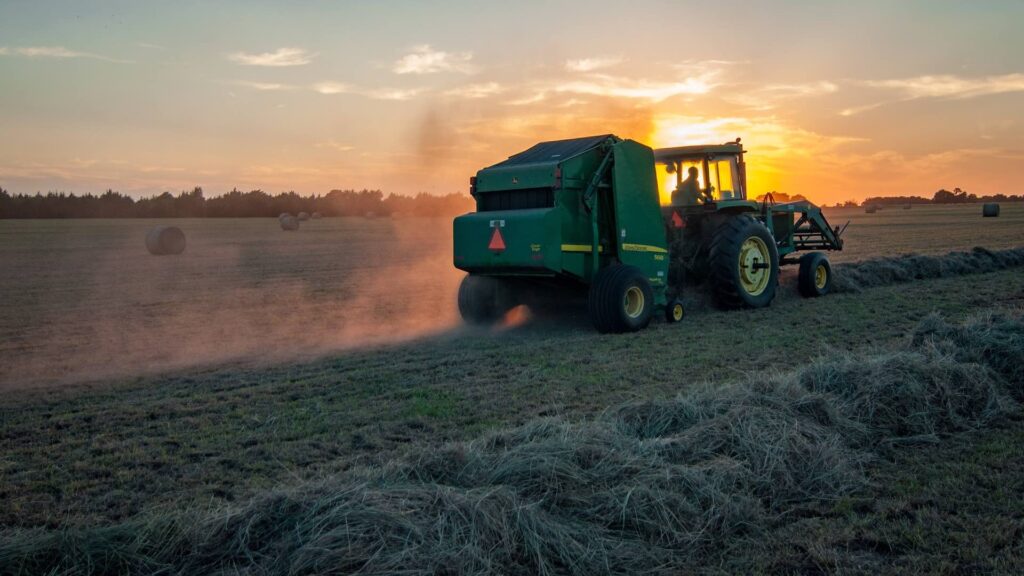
[458,275,514,325]
[708,215,779,309]
[588,265,654,333]
[798,252,832,297]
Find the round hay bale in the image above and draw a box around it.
[311,212,322,219]
[280,214,300,231]
[865,205,877,214]
[982,203,1000,217]
[278,212,292,221]
[297,211,310,221]
[145,226,186,255]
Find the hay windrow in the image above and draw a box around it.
[830,246,1024,293]
[2,313,1022,575]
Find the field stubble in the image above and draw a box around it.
[0,217,463,388]
[1,204,1022,388]
[0,204,1023,532]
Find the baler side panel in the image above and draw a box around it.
[556,152,604,280]
[611,140,669,290]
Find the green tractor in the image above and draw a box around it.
[453,134,844,333]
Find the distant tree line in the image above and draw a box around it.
[832,188,1023,208]
[754,192,808,203]
[0,187,474,219]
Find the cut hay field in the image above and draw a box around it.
[1,204,1021,389]
[0,217,463,387]
[1,203,1023,574]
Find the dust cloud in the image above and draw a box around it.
[0,218,465,389]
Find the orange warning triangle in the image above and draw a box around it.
[488,227,506,251]
[671,211,685,229]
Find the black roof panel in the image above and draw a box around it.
[490,134,614,168]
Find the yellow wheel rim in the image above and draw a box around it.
[672,303,684,321]
[814,264,828,289]
[624,286,645,318]
[738,236,771,296]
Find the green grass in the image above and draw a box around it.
[2,266,1023,529]
[2,207,1024,571]
[2,311,1021,575]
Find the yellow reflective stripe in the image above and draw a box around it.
[622,243,668,254]
[561,244,603,253]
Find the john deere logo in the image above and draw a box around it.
[512,177,518,184]
[530,244,541,252]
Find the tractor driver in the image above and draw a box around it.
[672,166,702,206]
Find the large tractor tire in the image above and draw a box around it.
[458,275,514,325]
[798,252,832,297]
[708,215,779,309]
[588,265,654,333]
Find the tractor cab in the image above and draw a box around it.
[653,140,750,211]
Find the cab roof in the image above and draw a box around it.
[653,142,744,162]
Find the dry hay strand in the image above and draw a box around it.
[279,214,300,231]
[831,246,1024,293]
[144,226,186,256]
[3,313,1022,575]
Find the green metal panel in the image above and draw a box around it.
[453,208,561,274]
[556,148,606,280]
[611,140,669,292]
[476,164,557,192]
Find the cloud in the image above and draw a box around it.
[0,45,131,63]
[551,72,717,102]
[312,82,425,100]
[838,73,1024,116]
[233,80,297,91]
[565,57,623,72]
[502,60,729,105]
[227,47,313,67]
[727,81,838,110]
[364,87,426,101]
[393,45,474,74]
[505,92,547,106]
[312,82,351,95]
[865,73,1024,100]
[444,82,504,99]
[839,102,885,117]
[315,140,355,152]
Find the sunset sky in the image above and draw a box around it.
[1,0,1022,204]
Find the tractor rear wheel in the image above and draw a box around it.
[458,275,513,325]
[798,252,832,297]
[708,215,779,309]
[588,265,654,333]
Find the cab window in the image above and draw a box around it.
[708,157,741,200]
[658,160,706,206]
